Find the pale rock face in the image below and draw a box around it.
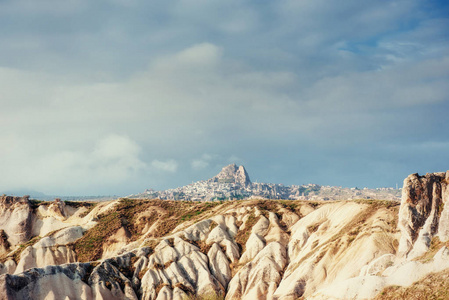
[224,215,239,237]
[155,286,172,300]
[311,246,449,300]
[299,203,316,216]
[240,233,265,263]
[264,212,289,246]
[2,253,142,300]
[0,260,16,275]
[172,287,188,300]
[359,253,396,276]
[0,196,33,247]
[206,225,231,245]
[309,275,387,300]
[14,226,83,274]
[251,215,269,237]
[0,196,110,264]
[207,243,231,289]
[39,199,68,221]
[276,208,300,229]
[182,219,212,241]
[274,203,394,299]
[398,172,449,258]
[226,242,287,300]
[140,237,224,300]
[0,264,92,300]
[89,260,139,300]
[204,223,240,263]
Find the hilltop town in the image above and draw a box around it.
[129,164,401,201]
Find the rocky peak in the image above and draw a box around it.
[210,164,251,187]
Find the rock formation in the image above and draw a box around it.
[0,230,10,256]
[0,171,449,299]
[209,164,251,187]
[0,196,33,247]
[398,171,449,259]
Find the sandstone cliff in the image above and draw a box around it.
[0,171,449,299]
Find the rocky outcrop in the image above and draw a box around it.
[309,171,449,299]
[0,230,10,255]
[0,253,141,300]
[397,171,449,259]
[14,226,83,274]
[210,164,251,187]
[0,196,33,247]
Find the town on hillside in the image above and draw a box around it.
[129,164,401,201]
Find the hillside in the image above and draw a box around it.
[0,171,448,299]
[130,164,401,201]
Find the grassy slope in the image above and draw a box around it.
[375,269,449,300]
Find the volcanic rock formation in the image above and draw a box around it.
[0,171,449,299]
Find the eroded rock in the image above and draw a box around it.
[398,172,449,258]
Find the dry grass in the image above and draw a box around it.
[234,212,258,253]
[374,269,449,300]
[142,239,159,250]
[188,239,212,254]
[72,199,222,261]
[155,282,170,294]
[182,291,225,300]
[0,236,42,264]
[150,200,222,237]
[352,199,400,209]
[209,221,218,231]
[174,282,194,294]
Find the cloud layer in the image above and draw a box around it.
[0,0,448,195]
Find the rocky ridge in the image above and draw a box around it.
[0,171,448,299]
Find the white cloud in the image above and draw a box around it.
[0,134,147,194]
[191,159,209,170]
[191,153,218,170]
[175,43,222,67]
[151,159,178,173]
[0,0,447,194]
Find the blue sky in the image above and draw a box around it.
[0,0,448,195]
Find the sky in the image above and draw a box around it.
[1,0,448,196]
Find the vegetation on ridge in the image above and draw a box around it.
[72,199,223,262]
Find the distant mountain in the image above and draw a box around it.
[1,189,118,202]
[130,164,401,201]
[1,189,49,200]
